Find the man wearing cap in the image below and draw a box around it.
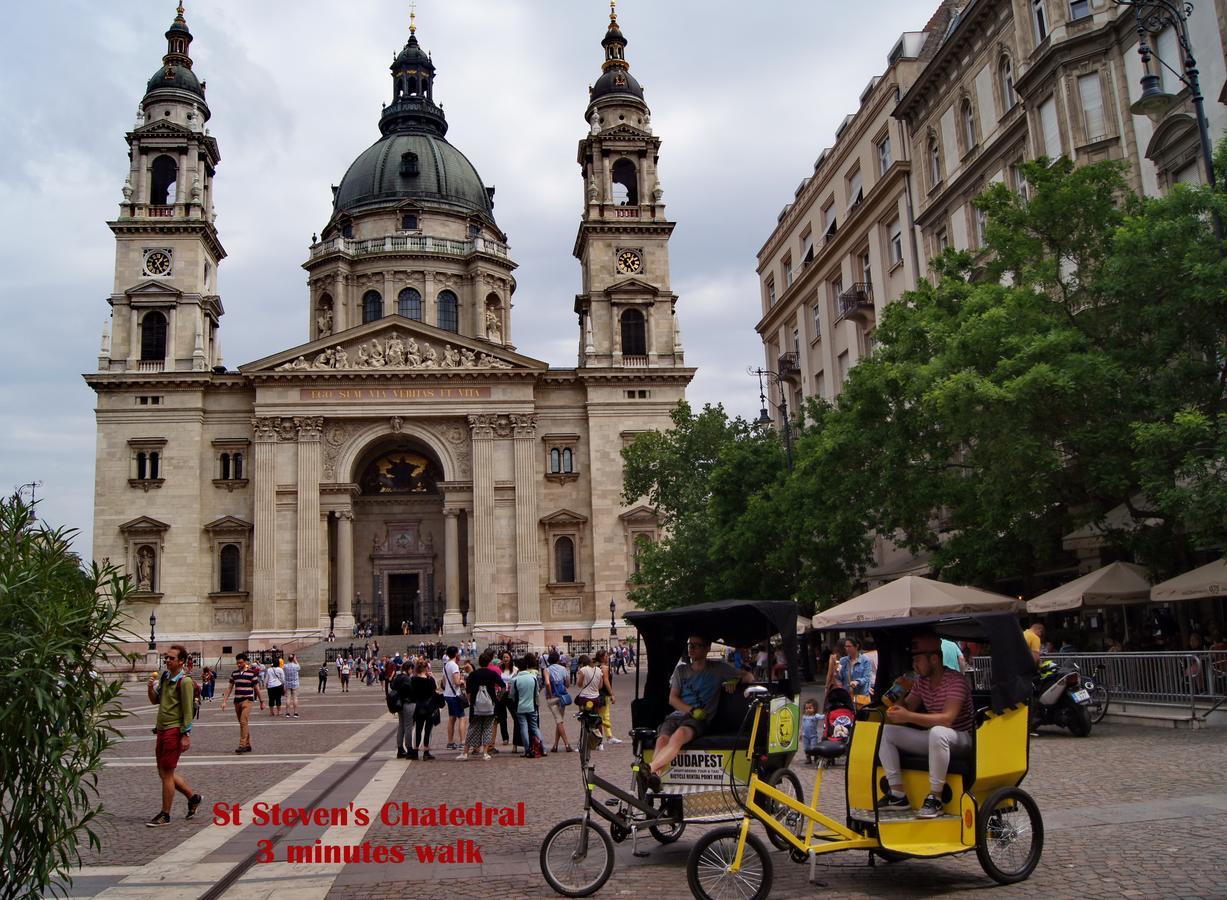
[877,632,975,818]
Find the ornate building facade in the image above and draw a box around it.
[86,6,692,653]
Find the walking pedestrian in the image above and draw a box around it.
[318,661,329,693]
[442,646,468,750]
[459,649,501,760]
[145,645,202,826]
[340,656,351,693]
[576,655,603,749]
[284,654,301,717]
[219,652,264,753]
[265,658,286,717]
[200,665,215,702]
[544,650,574,752]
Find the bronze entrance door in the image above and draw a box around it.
[388,573,419,632]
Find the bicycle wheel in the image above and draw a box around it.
[1085,680,1109,725]
[687,826,773,900]
[975,787,1043,885]
[762,767,805,851]
[540,817,615,897]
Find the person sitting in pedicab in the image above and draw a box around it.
[640,634,755,793]
[877,632,975,818]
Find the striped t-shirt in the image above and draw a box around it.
[229,667,260,703]
[912,668,974,733]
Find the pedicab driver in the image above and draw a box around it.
[642,634,754,792]
[877,632,975,818]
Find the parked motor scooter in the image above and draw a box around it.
[1031,659,1093,737]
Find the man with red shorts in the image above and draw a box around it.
[146,644,202,826]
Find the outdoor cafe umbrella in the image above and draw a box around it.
[812,575,1023,629]
[1150,558,1227,603]
[1025,561,1152,614]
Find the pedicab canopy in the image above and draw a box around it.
[812,575,1023,629]
[1025,561,1152,613]
[625,600,799,728]
[824,612,1036,715]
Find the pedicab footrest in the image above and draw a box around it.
[630,727,658,742]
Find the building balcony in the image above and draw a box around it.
[136,360,165,372]
[308,233,510,262]
[621,355,648,368]
[777,352,801,383]
[836,283,875,323]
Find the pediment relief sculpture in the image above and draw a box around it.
[275,331,514,372]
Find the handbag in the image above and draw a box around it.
[551,670,573,707]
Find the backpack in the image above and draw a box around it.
[162,673,200,720]
[386,687,402,715]
[530,735,544,758]
[473,684,495,717]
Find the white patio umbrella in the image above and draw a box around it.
[812,575,1023,629]
[1025,561,1152,613]
[1150,558,1227,603]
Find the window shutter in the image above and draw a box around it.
[1077,74,1105,141]
[1040,97,1061,159]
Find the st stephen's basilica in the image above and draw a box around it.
[86,4,693,652]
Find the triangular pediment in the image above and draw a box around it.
[203,516,253,533]
[242,315,547,375]
[605,277,661,298]
[119,516,171,533]
[541,508,589,527]
[618,504,660,525]
[126,279,183,299]
[135,120,195,138]
[602,123,654,140]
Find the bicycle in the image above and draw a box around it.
[1082,663,1110,725]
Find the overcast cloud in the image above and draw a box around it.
[0,1,923,553]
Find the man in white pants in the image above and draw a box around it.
[876,633,974,818]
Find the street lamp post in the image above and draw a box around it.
[750,366,794,470]
[148,612,157,651]
[609,598,617,638]
[1114,0,1215,187]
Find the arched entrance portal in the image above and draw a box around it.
[350,438,449,634]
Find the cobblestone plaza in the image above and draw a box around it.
[65,672,1227,899]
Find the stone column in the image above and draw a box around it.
[319,512,331,632]
[295,417,324,634]
[443,507,462,629]
[512,415,541,627]
[251,418,279,633]
[335,509,355,632]
[468,414,497,627]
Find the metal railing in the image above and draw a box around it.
[969,651,1227,721]
[308,233,510,261]
[836,282,875,321]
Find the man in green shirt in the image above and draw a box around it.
[146,644,202,826]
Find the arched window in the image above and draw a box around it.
[149,155,178,205]
[220,452,231,480]
[961,99,977,152]
[550,448,561,473]
[399,151,419,177]
[232,452,243,479]
[398,288,422,320]
[140,311,167,360]
[562,448,573,473]
[621,308,646,356]
[219,544,241,592]
[136,451,148,480]
[437,290,458,332]
[362,290,383,324]
[999,56,1015,111]
[554,536,576,584]
[927,134,942,187]
[611,158,639,205]
[148,452,160,479]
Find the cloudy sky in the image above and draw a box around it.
[0,0,923,553]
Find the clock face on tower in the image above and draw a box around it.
[616,249,642,274]
[143,249,173,277]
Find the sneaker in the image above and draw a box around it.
[609,737,624,745]
[293,713,299,718]
[285,713,291,718]
[489,747,500,754]
[646,771,663,794]
[457,753,469,761]
[877,791,909,810]
[482,753,492,761]
[446,743,458,750]
[918,795,944,818]
[241,745,253,753]
[596,743,605,751]
[186,794,203,820]
[146,811,171,827]
[422,751,435,761]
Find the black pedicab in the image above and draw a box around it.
[539,600,804,897]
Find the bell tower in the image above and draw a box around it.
[100,2,225,374]
[573,2,683,368]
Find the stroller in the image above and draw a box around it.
[813,686,856,768]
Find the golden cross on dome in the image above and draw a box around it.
[610,0,618,25]
[176,2,185,18]
[409,2,417,35]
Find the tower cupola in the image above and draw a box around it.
[380,10,447,138]
[143,3,209,119]
[589,0,645,105]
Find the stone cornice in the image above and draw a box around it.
[576,367,695,385]
[83,372,247,392]
[572,220,676,259]
[108,217,227,261]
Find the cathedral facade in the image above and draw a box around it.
[87,6,692,653]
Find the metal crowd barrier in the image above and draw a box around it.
[969,651,1227,721]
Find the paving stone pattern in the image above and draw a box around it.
[72,677,1227,898]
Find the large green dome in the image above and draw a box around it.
[333,131,494,221]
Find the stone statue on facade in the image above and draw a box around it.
[136,546,155,592]
[386,332,406,366]
[441,344,460,368]
[421,344,438,368]
[122,177,133,202]
[590,110,601,135]
[191,175,202,202]
[486,309,502,343]
[316,308,333,338]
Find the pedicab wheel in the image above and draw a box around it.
[687,826,773,900]
[649,820,686,844]
[540,817,615,897]
[762,768,805,852]
[975,787,1043,885]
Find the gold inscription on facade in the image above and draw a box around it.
[300,386,492,401]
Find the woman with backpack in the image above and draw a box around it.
[459,649,501,761]
[544,650,574,753]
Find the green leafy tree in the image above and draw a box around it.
[0,495,130,900]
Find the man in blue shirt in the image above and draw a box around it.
[642,635,753,792]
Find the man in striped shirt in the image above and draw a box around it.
[877,632,974,818]
[220,652,265,753]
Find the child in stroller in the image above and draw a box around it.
[813,686,856,767]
